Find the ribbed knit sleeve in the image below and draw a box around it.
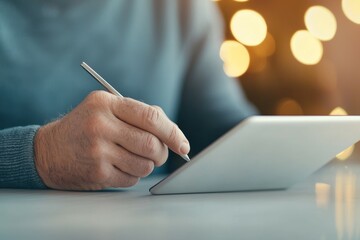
[0,126,47,189]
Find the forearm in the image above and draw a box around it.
[0,126,46,189]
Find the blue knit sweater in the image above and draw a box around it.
[0,0,255,188]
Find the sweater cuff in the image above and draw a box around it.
[0,126,47,189]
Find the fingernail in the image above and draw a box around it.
[180,142,190,155]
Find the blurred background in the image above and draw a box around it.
[210,2,360,235]
[212,0,360,161]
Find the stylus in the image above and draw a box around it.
[81,62,191,162]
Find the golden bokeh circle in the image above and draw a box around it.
[276,98,303,115]
[342,0,360,24]
[305,6,337,41]
[290,30,323,65]
[230,10,268,46]
[220,40,250,77]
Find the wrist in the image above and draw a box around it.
[34,123,55,188]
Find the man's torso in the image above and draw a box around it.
[0,0,190,128]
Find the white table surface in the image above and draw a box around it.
[1,159,360,240]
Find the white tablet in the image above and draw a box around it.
[150,116,360,195]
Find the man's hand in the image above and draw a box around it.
[34,91,190,190]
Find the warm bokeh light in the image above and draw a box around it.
[252,32,276,57]
[315,183,331,208]
[220,40,250,77]
[342,0,360,24]
[230,9,267,46]
[330,107,348,115]
[290,30,323,65]
[336,145,355,160]
[215,1,360,121]
[276,98,303,115]
[305,6,337,41]
[335,171,357,239]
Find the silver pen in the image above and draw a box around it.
[81,62,190,162]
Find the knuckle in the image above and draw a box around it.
[158,148,169,167]
[85,113,106,138]
[139,161,155,177]
[143,134,158,156]
[87,90,109,102]
[85,91,111,111]
[88,139,104,160]
[152,105,165,114]
[168,124,179,143]
[143,106,160,128]
[91,164,109,183]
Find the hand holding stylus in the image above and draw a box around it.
[33,64,190,191]
[81,62,190,162]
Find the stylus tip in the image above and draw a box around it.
[182,154,190,162]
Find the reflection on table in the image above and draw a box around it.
[0,154,360,240]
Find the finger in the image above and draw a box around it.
[110,97,190,155]
[108,117,168,165]
[107,166,140,188]
[109,143,158,176]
